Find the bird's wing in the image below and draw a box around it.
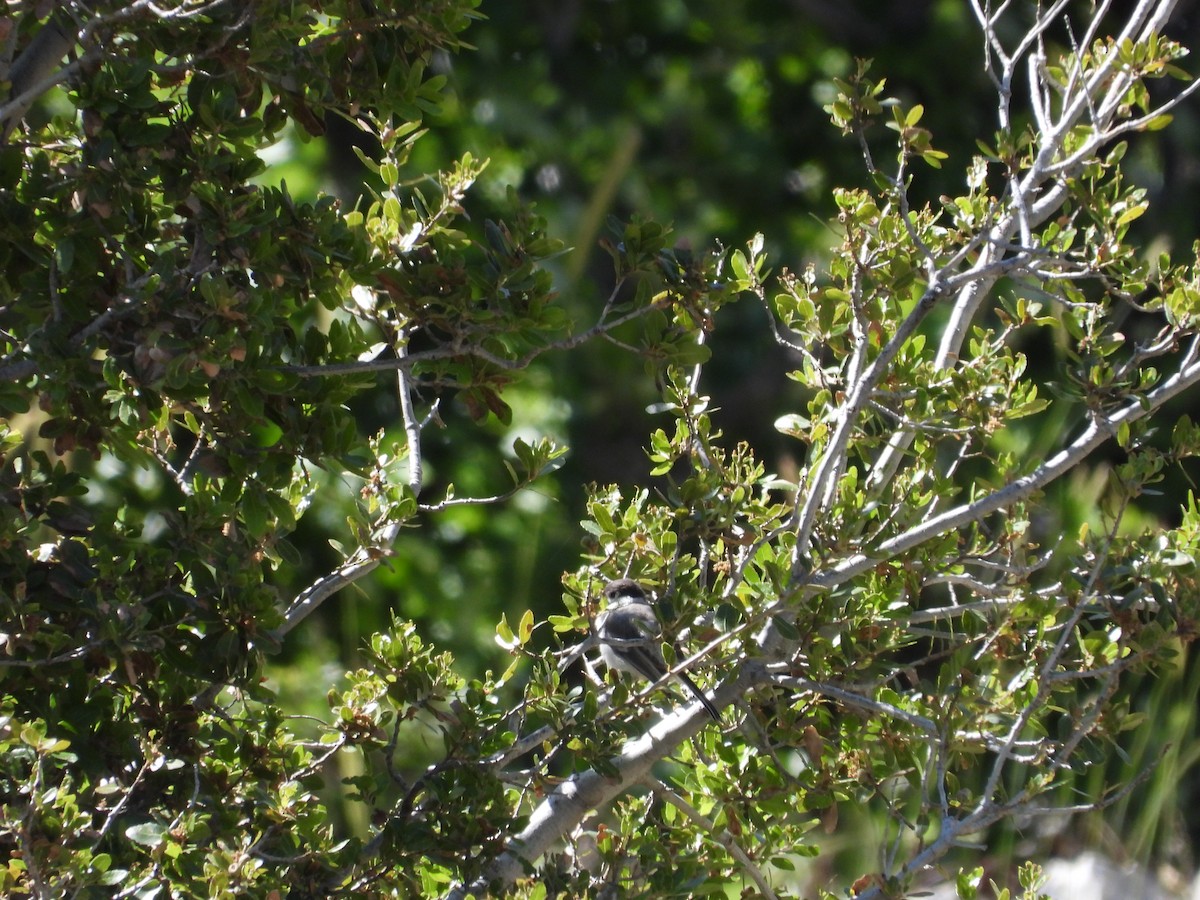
[600,605,661,644]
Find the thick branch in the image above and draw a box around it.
[273,551,382,639]
[444,665,766,899]
[1,12,75,141]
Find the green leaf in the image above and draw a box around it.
[242,490,270,538]
[125,822,167,848]
[548,614,581,632]
[495,613,517,650]
[1115,203,1147,227]
[250,419,284,448]
[771,615,801,641]
[352,144,381,174]
[730,250,749,283]
[774,413,810,438]
[518,608,535,644]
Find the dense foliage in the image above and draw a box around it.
[2,1,1200,898]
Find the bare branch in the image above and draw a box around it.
[273,549,382,639]
[803,335,1200,603]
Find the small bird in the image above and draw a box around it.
[594,578,720,721]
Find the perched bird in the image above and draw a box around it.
[594,578,720,721]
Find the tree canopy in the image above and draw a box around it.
[2,1,1200,898]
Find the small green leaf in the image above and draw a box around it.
[518,608,535,644]
[730,250,749,283]
[774,413,810,438]
[495,613,517,650]
[1116,203,1147,227]
[547,614,581,632]
[771,615,801,641]
[250,419,284,448]
[125,822,167,848]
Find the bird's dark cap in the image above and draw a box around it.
[603,578,650,601]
